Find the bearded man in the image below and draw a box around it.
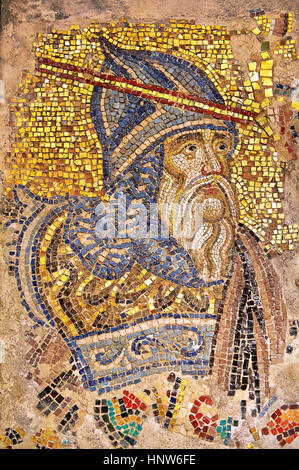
[3,38,286,431]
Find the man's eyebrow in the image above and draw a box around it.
[212,131,232,138]
[167,132,203,152]
[175,132,203,143]
[170,129,230,146]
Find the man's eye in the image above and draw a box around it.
[216,141,228,152]
[182,143,197,153]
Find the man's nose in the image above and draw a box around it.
[197,145,223,176]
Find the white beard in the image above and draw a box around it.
[158,173,237,282]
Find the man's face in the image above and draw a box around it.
[158,123,239,283]
[163,128,232,184]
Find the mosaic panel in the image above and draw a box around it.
[0,8,298,450]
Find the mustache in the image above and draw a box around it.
[176,174,238,225]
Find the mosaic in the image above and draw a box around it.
[1,9,298,449]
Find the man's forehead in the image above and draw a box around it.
[168,127,232,141]
[164,119,233,143]
[171,116,231,132]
